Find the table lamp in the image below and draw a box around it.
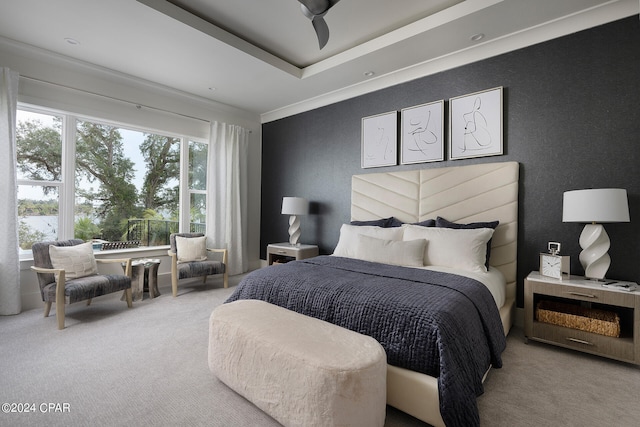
[562,188,630,280]
[281,197,309,246]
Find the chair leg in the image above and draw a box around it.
[86,298,92,306]
[56,299,65,330]
[44,302,52,317]
[172,276,178,297]
[223,272,229,289]
[124,288,133,308]
[202,275,208,284]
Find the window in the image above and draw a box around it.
[16,109,62,253]
[188,140,207,233]
[16,105,206,256]
[74,118,181,246]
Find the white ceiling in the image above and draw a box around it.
[0,0,637,121]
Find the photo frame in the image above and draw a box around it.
[361,111,398,168]
[449,86,503,160]
[400,100,444,164]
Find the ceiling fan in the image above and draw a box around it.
[298,0,341,50]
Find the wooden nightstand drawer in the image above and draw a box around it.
[267,243,319,265]
[531,321,635,363]
[530,280,636,308]
[270,246,298,257]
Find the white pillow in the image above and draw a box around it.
[402,224,494,273]
[175,236,208,263]
[354,234,426,267]
[49,242,98,281]
[332,224,404,258]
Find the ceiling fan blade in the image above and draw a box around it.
[298,0,331,15]
[312,16,330,49]
[299,0,340,50]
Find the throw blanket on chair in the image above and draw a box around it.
[226,255,506,427]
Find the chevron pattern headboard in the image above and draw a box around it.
[351,161,519,299]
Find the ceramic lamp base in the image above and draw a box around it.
[578,223,611,280]
[288,215,301,246]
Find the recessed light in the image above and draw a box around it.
[64,37,80,45]
[470,33,485,42]
[208,87,216,91]
[363,71,375,77]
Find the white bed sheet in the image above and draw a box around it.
[409,265,506,309]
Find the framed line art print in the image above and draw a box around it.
[361,111,398,168]
[400,100,444,164]
[449,86,503,160]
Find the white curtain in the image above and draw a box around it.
[0,67,21,315]
[206,121,249,276]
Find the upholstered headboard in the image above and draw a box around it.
[351,161,519,301]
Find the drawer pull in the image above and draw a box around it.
[277,250,286,254]
[565,291,597,299]
[566,337,594,346]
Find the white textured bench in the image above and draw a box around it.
[208,300,387,427]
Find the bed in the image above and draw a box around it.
[228,161,519,427]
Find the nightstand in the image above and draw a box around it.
[267,243,319,265]
[524,271,640,364]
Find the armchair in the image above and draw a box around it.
[168,233,228,297]
[31,239,133,330]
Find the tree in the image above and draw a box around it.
[75,120,142,240]
[74,217,101,241]
[189,141,207,191]
[139,134,180,216]
[188,141,207,227]
[16,118,62,194]
[18,220,47,250]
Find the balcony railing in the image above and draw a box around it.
[126,219,205,246]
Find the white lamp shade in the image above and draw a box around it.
[563,188,630,280]
[281,197,309,216]
[562,189,629,223]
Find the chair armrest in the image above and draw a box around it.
[30,265,64,275]
[206,248,228,264]
[31,266,66,302]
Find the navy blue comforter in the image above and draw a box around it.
[226,255,506,426]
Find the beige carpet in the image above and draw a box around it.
[1,276,639,426]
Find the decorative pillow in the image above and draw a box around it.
[386,217,405,227]
[354,234,426,267]
[175,236,208,263]
[413,218,435,227]
[49,242,98,281]
[332,224,404,258]
[436,216,499,268]
[350,216,403,228]
[402,224,494,273]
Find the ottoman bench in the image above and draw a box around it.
[208,300,387,427]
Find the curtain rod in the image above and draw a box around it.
[19,75,250,131]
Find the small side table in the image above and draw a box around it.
[524,271,640,364]
[122,258,161,301]
[267,243,319,266]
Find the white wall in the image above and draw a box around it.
[1,37,263,310]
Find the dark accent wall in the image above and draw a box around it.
[261,16,640,307]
